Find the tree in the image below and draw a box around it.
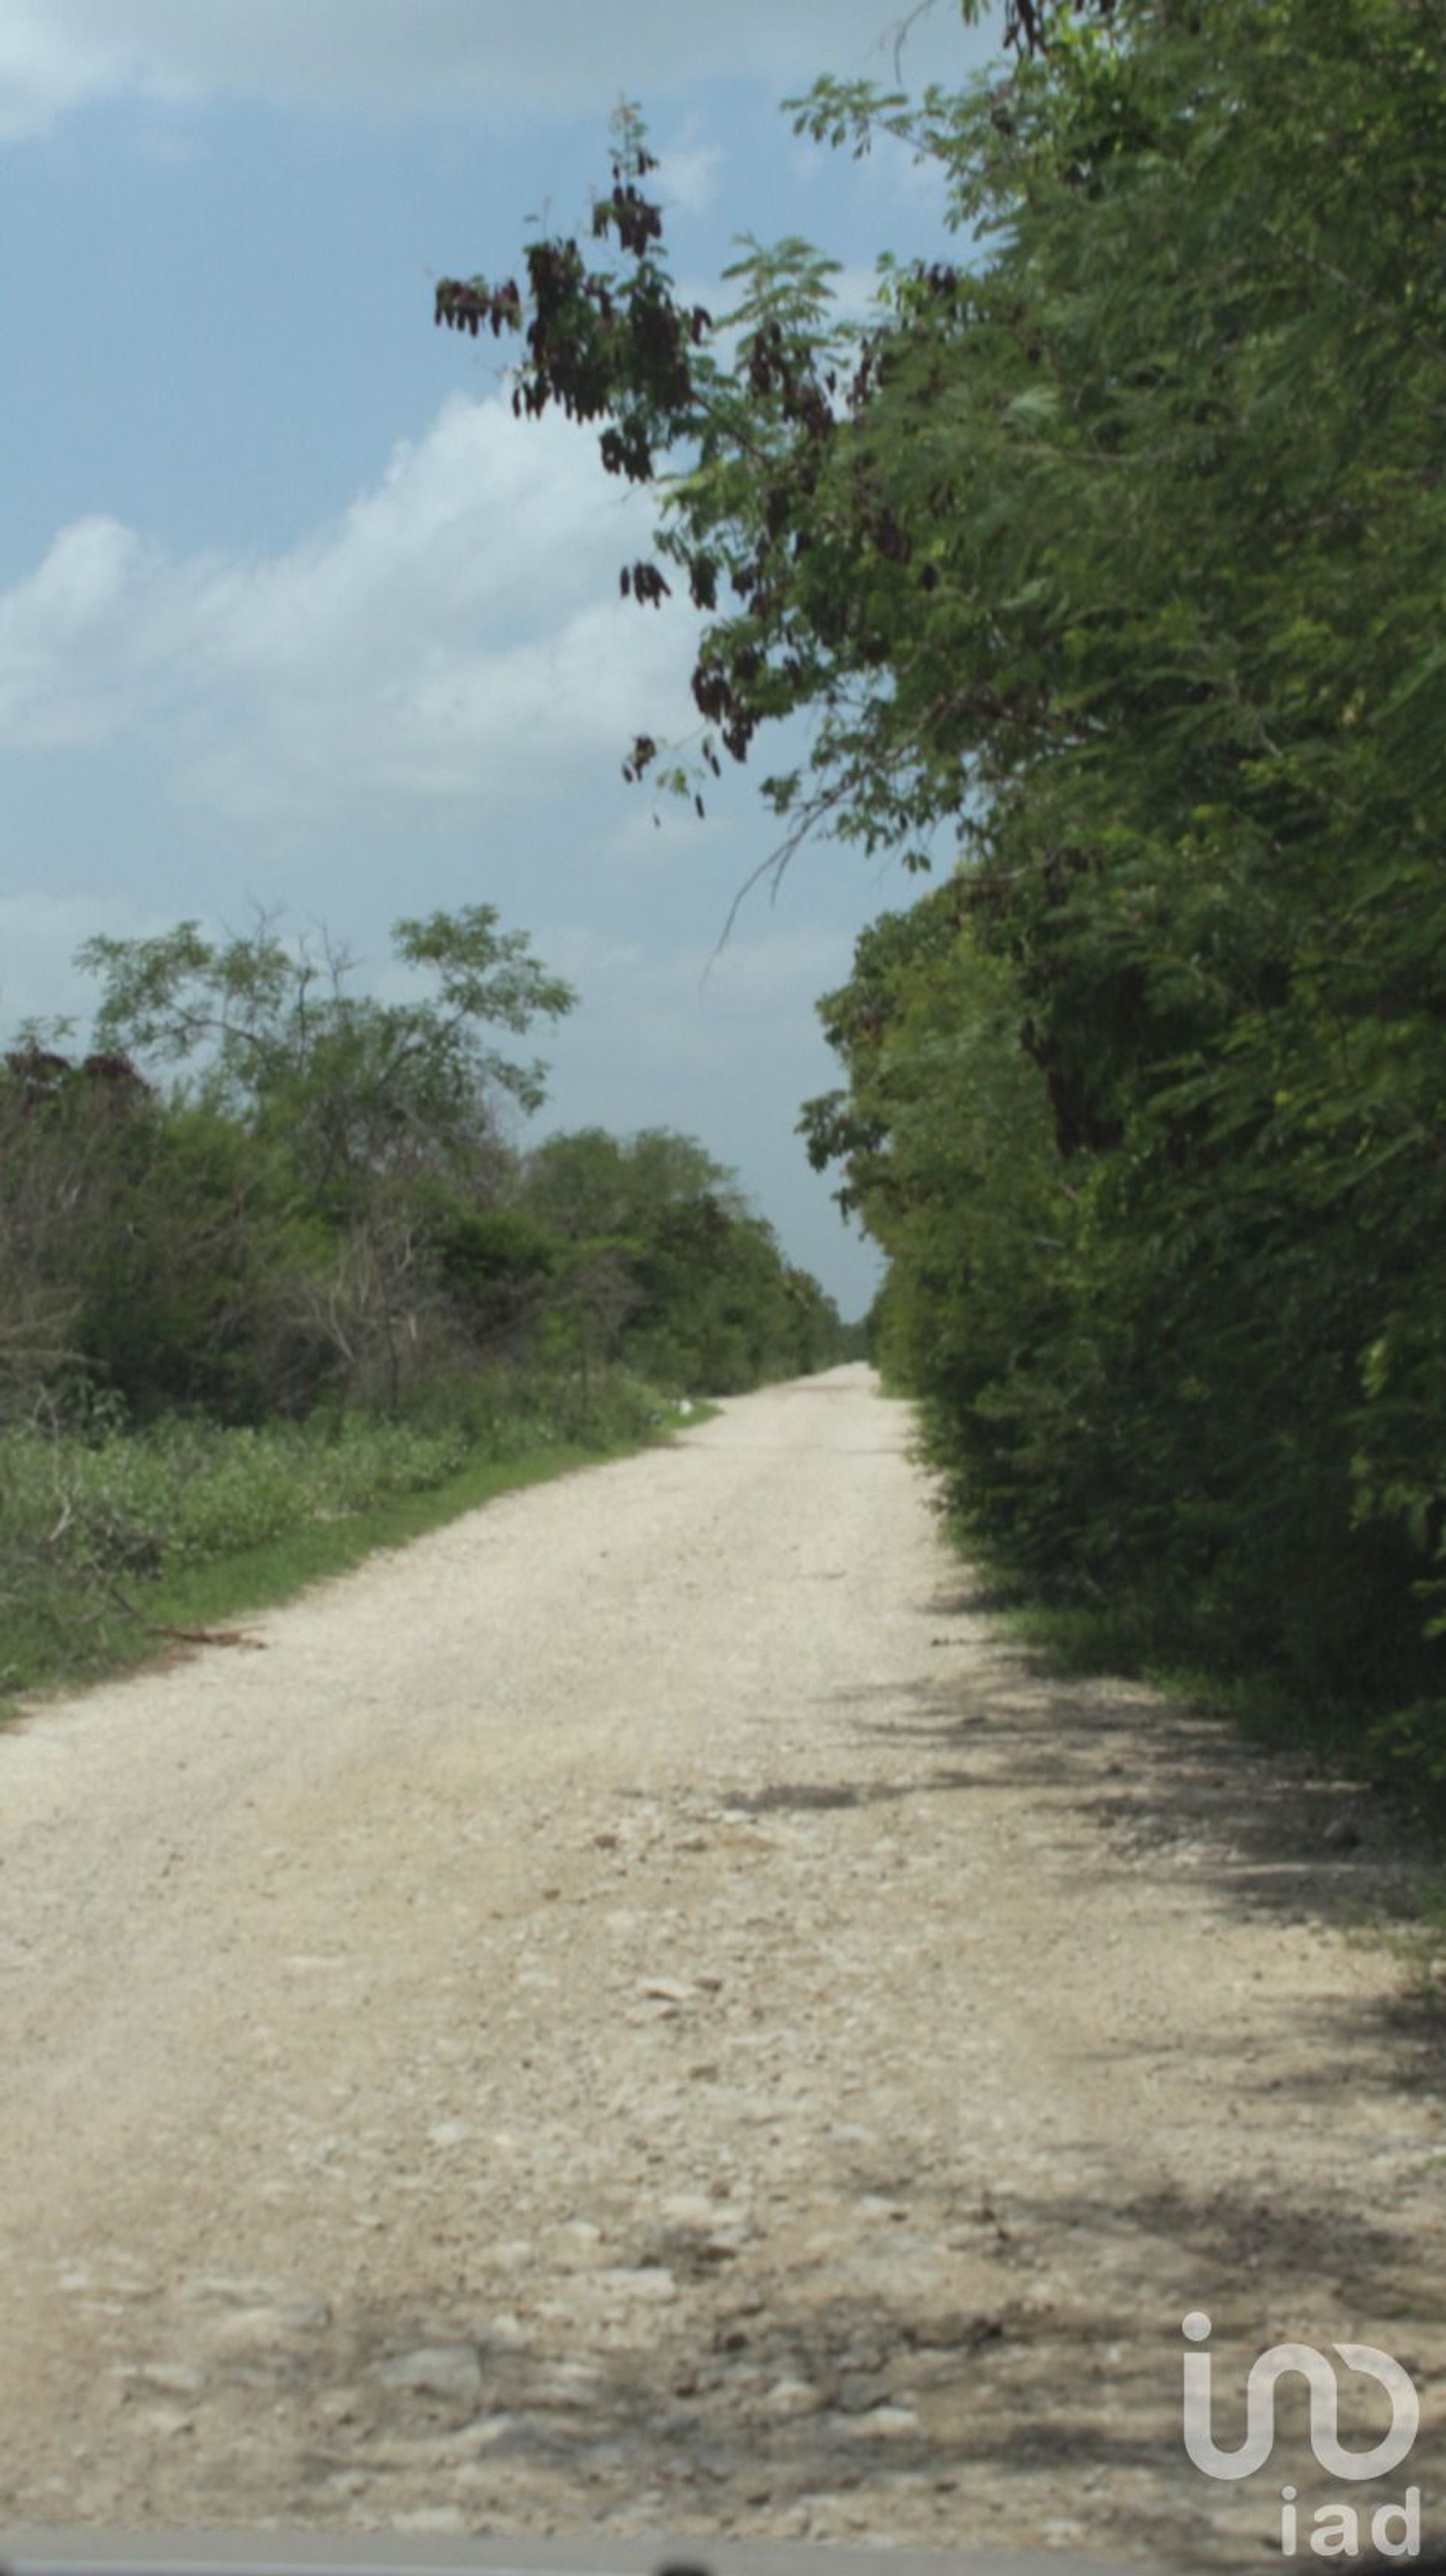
[79,907,574,1201]
[438,0,1446,1801]
[515,1126,846,1391]
[0,1048,151,1422]
[74,906,575,1410]
[517,1125,744,1244]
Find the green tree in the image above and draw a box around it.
[517,1126,844,1392]
[518,1125,745,1244]
[79,907,574,1206]
[442,0,1446,1802]
[0,1047,152,1422]
[0,1047,333,1424]
[75,907,575,1410]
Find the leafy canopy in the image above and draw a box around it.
[78,905,577,1205]
[436,0,1446,1800]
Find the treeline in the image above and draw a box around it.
[0,904,854,1697]
[443,0,1446,1813]
[2,906,851,1436]
[795,2,1446,1813]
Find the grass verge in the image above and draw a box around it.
[1,1406,717,1725]
[971,1586,1446,1923]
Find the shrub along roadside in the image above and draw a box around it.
[0,1373,706,1719]
[435,13,1446,1822]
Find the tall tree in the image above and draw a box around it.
[437,0,1446,1798]
[75,907,575,1410]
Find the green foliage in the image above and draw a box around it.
[78,904,575,1205]
[519,1125,746,1241]
[2,899,847,1707]
[5,1408,467,1578]
[16,904,575,1418]
[515,1125,850,1393]
[73,1102,335,1422]
[451,1,1446,1815]
[0,1389,689,1709]
[0,1407,466,1699]
[5,919,843,1437]
[804,0,1446,1809]
[395,1357,671,1456]
[424,1200,560,1353]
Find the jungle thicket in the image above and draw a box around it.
[435,0,1446,1810]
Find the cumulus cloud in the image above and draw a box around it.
[0,395,700,822]
[654,117,725,215]
[0,517,145,742]
[0,0,999,138]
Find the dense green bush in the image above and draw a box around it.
[397,1359,670,1456]
[5,916,849,1440]
[515,1127,850,1395]
[440,1,1446,1815]
[1,1410,468,1587]
[785,1,1446,1809]
[1,910,851,1705]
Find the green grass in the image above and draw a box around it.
[0,1386,716,1721]
[993,1590,1341,1752]
[995,1589,1393,1766]
[972,1578,1446,1913]
[124,1435,652,1644]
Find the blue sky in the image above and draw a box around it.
[0,1,1003,1315]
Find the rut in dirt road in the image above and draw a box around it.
[2,1364,1442,2562]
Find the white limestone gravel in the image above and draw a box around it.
[2,1364,1442,2564]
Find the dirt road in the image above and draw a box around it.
[2,1365,1441,2561]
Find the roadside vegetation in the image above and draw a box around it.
[439,0,1446,1825]
[0,1401,698,1709]
[2,907,853,1708]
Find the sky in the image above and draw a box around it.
[0,0,1005,1316]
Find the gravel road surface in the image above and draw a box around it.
[2,1364,1442,2562]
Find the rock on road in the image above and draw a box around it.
[2,1365,1442,2562]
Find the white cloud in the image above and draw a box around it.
[655,117,725,215]
[0,6,141,138]
[0,0,1002,139]
[0,517,143,742]
[0,395,700,824]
